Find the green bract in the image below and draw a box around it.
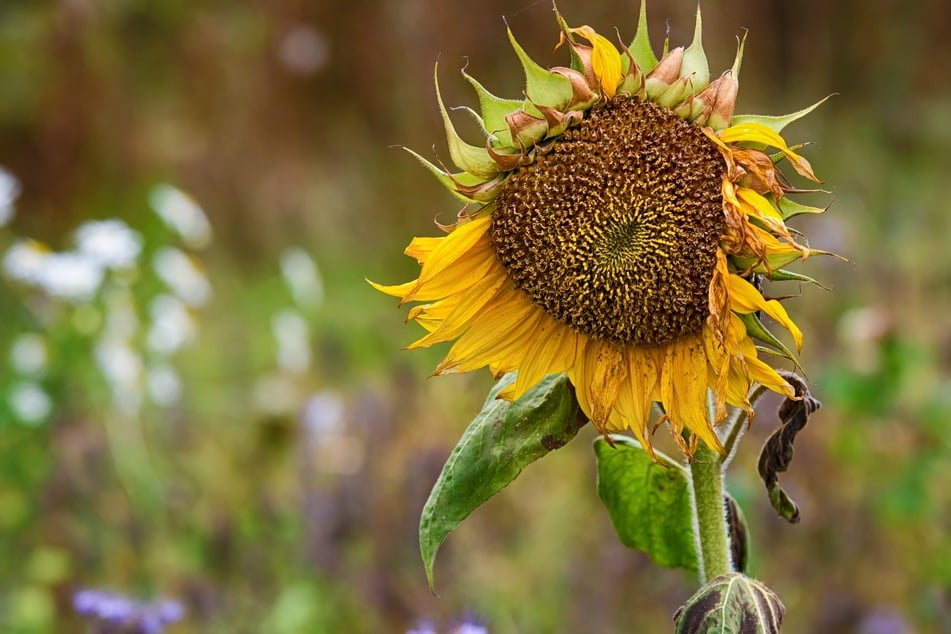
[411,1,756,205]
[412,0,830,213]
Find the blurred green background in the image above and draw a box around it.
[0,0,949,632]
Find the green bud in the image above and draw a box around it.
[674,573,785,634]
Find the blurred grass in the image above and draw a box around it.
[0,0,949,632]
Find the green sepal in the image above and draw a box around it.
[755,344,793,361]
[620,46,632,76]
[434,63,499,180]
[738,312,798,365]
[732,95,832,135]
[403,147,501,203]
[507,26,574,111]
[595,435,699,572]
[686,92,711,122]
[680,6,709,92]
[419,372,584,591]
[552,10,587,75]
[674,573,785,634]
[644,77,669,100]
[617,42,647,98]
[777,196,827,220]
[617,62,646,98]
[730,31,747,79]
[629,0,658,73]
[455,105,496,144]
[654,75,694,108]
[734,247,841,275]
[731,249,803,274]
[501,108,547,150]
[462,70,522,148]
[761,267,823,286]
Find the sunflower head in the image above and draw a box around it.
[373,2,830,457]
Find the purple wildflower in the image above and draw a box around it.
[451,615,488,634]
[406,619,438,634]
[72,588,185,633]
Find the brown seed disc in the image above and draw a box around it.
[490,99,726,345]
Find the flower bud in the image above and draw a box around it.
[674,573,785,633]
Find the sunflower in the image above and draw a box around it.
[372,3,828,457]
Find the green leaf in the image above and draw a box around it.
[419,372,584,591]
[594,436,698,571]
[724,495,750,574]
[674,573,785,634]
[732,95,832,134]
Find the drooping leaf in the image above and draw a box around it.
[724,494,749,574]
[758,372,821,523]
[594,436,698,571]
[419,372,584,591]
[674,573,785,634]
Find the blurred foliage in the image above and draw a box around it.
[0,0,949,632]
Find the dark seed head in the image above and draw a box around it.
[490,99,725,345]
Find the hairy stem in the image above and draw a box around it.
[689,442,732,583]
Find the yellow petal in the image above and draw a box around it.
[605,346,661,455]
[701,324,730,423]
[435,288,538,374]
[509,313,575,401]
[660,336,724,454]
[415,214,491,288]
[720,122,819,182]
[402,243,497,304]
[570,26,622,98]
[406,263,509,348]
[736,187,785,226]
[608,376,656,461]
[739,336,795,398]
[727,274,803,351]
[404,236,441,264]
[570,337,627,431]
[366,278,418,299]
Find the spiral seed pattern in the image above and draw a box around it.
[490,99,725,345]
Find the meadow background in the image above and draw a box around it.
[0,0,948,632]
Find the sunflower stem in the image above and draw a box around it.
[688,442,732,584]
[721,384,769,469]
